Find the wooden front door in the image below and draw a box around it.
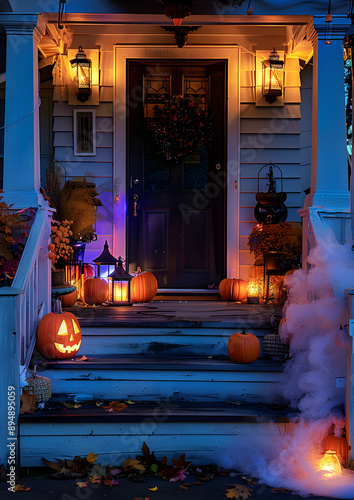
[127,61,226,289]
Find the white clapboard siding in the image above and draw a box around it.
[240,104,301,119]
[240,119,301,135]
[240,191,303,207]
[53,101,113,117]
[240,163,301,179]
[54,146,113,163]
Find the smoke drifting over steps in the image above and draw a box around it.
[224,232,354,498]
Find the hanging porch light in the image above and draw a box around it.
[108,257,133,306]
[70,46,92,102]
[92,240,118,280]
[262,49,284,104]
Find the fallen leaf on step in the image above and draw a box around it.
[76,482,88,488]
[270,487,291,494]
[14,484,31,492]
[126,399,138,404]
[124,458,146,471]
[178,485,189,490]
[76,355,87,361]
[192,481,202,485]
[20,393,37,414]
[74,403,82,408]
[89,475,101,484]
[42,458,62,472]
[95,401,104,406]
[103,478,119,487]
[148,486,158,491]
[225,484,253,499]
[110,468,121,476]
[86,452,98,463]
[169,469,186,482]
[103,401,128,412]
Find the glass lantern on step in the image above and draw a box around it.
[108,257,133,306]
[92,240,118,281]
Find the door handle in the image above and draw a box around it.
[133,194,138,217]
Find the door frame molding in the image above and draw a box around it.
[114,44,240,278]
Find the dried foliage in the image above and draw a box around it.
[248,222,302,261]
[49,220,73,270]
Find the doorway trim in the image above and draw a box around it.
[113,45,240,279]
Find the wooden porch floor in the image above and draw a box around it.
[66,301,283,328]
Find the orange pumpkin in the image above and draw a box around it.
[131,271,158,303]
[36,300,82,360]
[83,277,108,305]
[219,278,247,302]
[60,288,78,308]
[278,317,293,345]
[227,330,260,364]
[323,432,349,466]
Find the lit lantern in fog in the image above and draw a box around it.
[108,257,133,305]
[262,49,284,104]
[318,450,342,477]
[247,279,259,304]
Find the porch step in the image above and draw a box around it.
[37,355,284,404]
[76,326,274,357]
[19,401,296,467]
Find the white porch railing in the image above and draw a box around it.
[0,205,51,467]
[346,291,354,463]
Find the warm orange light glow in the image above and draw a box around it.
[113,281,129,302]
[318,450,342,477]
[247,280,259,298]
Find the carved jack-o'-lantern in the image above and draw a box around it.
[36,300,82,360]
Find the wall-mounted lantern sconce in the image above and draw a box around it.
[262,49,284,104]
[70,46,92,102]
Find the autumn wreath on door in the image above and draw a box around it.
[152,95,213,162]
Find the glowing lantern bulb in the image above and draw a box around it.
[318,450,341,477]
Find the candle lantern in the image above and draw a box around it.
[65,260,83,299]
[262,48,284,104]
[318,450,342,477]
[108,257,133,305]
[70,46,92,102]
[93,240,118,279]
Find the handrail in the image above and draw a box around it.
[12,207,46,290]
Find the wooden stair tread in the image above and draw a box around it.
[19,401,294,424]
[37,355,284,372]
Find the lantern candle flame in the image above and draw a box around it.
[318,450,342,477]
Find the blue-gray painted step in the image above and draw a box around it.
[37,356,285,404]
[76,326,274,357]
[19,401,296,467]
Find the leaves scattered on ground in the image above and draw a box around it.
[14,484,31,492]
[76,482,88,488]
[20,393,37,414]
[148,486,158,491]
[225,484,253,499]
[270,487,291,494]
[103,401,128,412]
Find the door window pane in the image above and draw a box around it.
[144,75,171,191]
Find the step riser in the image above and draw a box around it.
[43,369,282,404]
[19,421,294,467]
[79,327,272,357]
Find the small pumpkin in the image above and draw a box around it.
[60,288,78,308]
[36,300,82,360]
[335,325,350,349]
[278,317,293,345]
[227,330,260,364]
[131,269,158,303]
[323,429,349,466]
[219,278,247,302]
[83,277,108,305]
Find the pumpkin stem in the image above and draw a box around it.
[241,330,247,335]
[53,298,63,315]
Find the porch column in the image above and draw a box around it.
[308,18,350,209]
[0,14,46,207]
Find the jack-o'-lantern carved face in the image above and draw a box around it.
[54,317,82,355]
[36,301,82,360]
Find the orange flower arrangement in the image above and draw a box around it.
[49,220,74,270]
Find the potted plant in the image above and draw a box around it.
[247,221,302,270]
[0,190,29,286]
[48,220,74,286]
